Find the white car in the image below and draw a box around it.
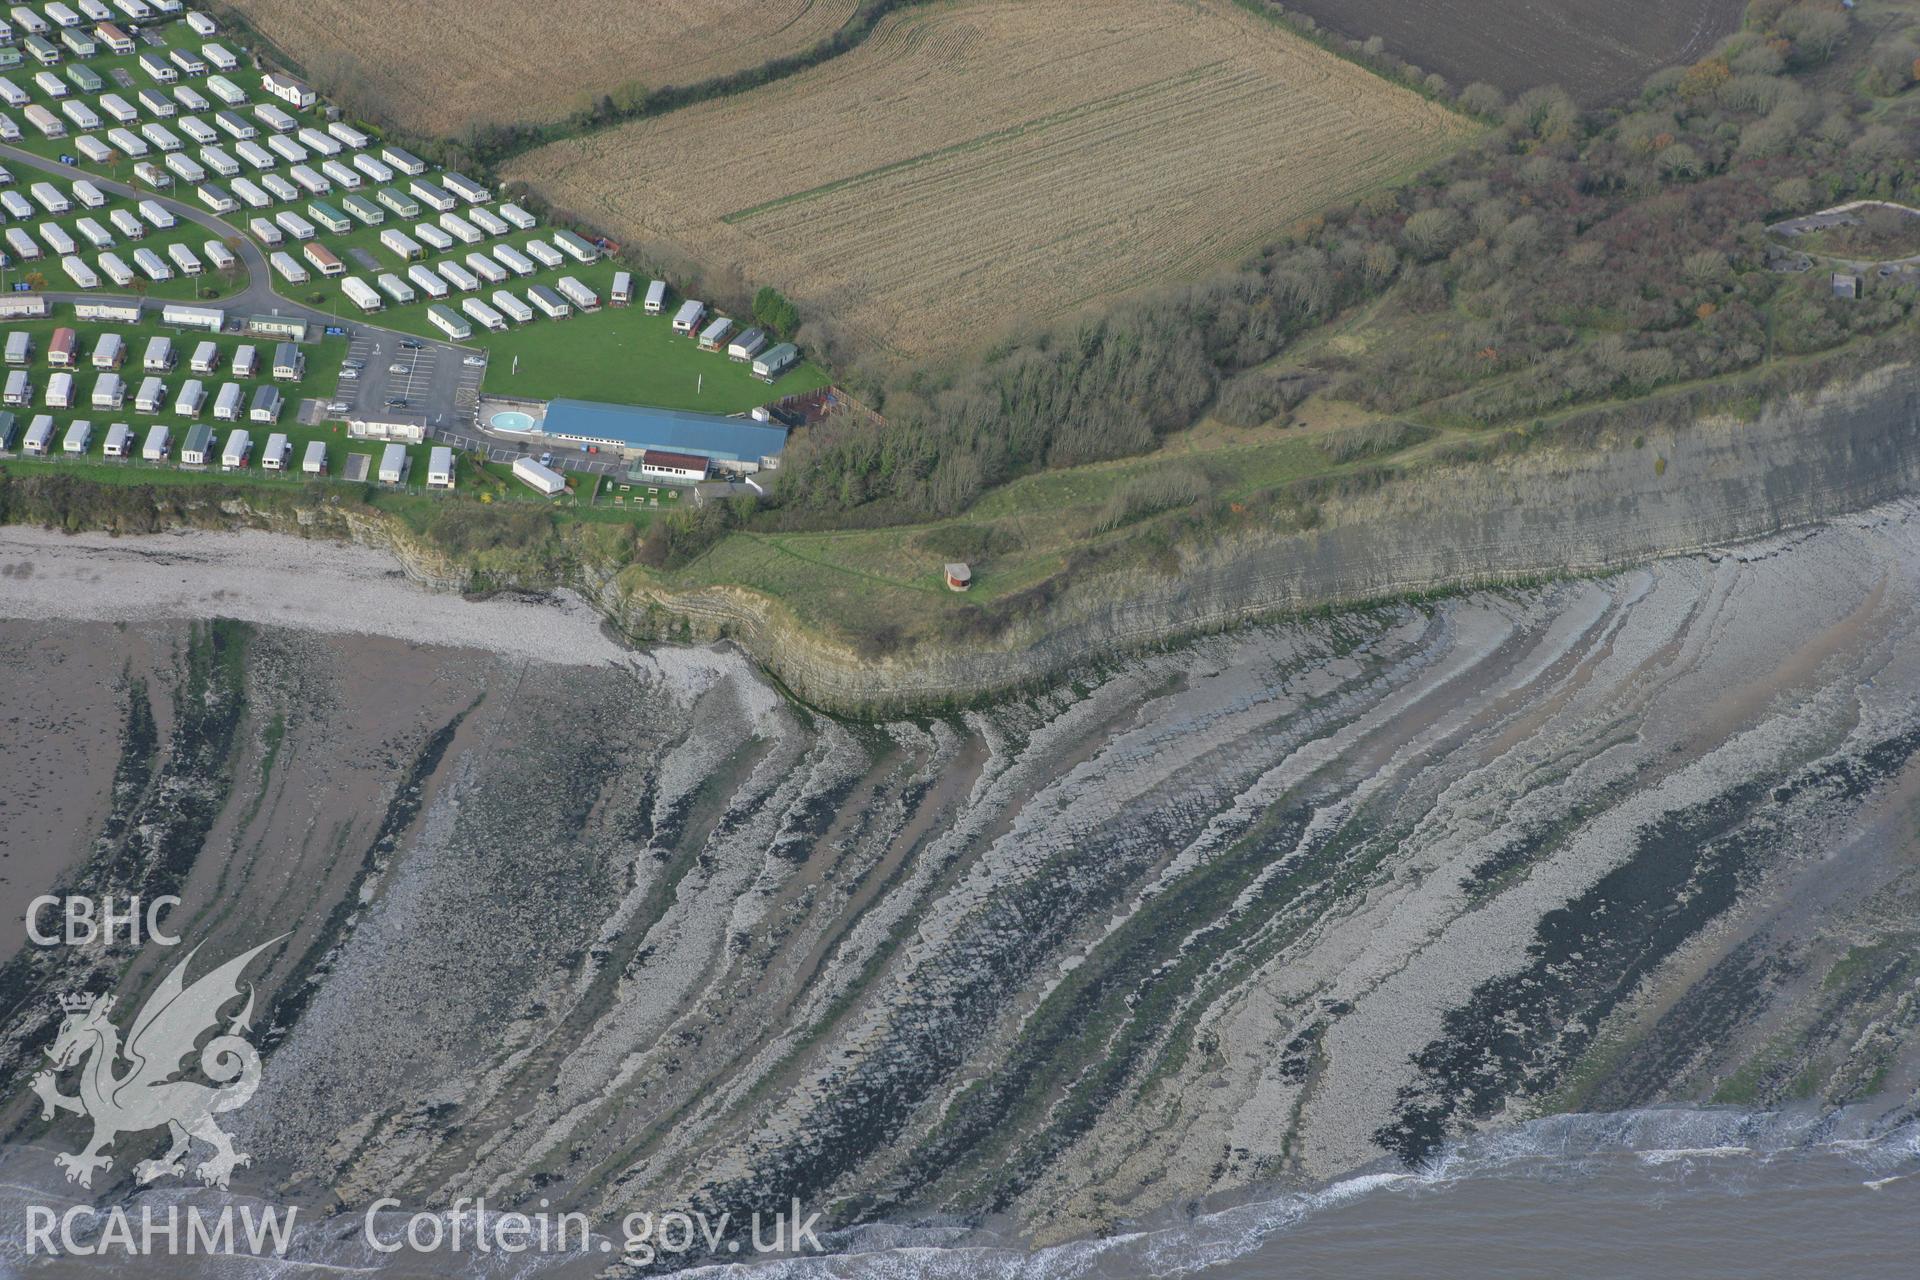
[462,354,485,367]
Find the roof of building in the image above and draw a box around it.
[543,399,788,464]
[641,449,711,472]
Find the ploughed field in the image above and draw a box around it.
[510,0,1474,357]
[223,0,861,134]
[1279,0,1747,104]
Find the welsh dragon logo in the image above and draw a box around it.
[31,939,280,1191]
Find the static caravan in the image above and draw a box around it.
[351,152,392,184]
[426,302,469,341]
[247,384,279,422]
[59,253,97,288]
[28,181,68,214]
[406,262,448,298]
[262,173,299,202]
[491,243,533,276]
[184,8,215,32]
[3,369,31,405]
[0,410,15,451]
[136,198,174,229]
[9,7,47,37]
[463,250,503,284]
[20,413,52,454]
[267,249,306,283]
[46,2,82,27]
[234,139,272,169]
[301,439,325,474]
[134,244,173,280]
[307,199,349,233]
[409,178,455,213]
[167,47,205,77]
[107,207,143,239]
[203,238,235,270]
[220,427,250,469]
[378,227,421,260]
[133,375,165,413]
[2,224,39,258]
[381,145,425,176]
[211,379,241,420]
[247,215,282,246]
[553,229,598,263]
[137,51,176,84]
[261,71,314,109]
[340,275,381,311]
[32,68,67,97]
[90,333,121,367]
[377,441,406,483]
[468,206,508,237]
[374,271,413,304]
[214,108,254,140]
[425,445,453,488]
[46,327,77,367]
[319,158,360,191]
[194,182,234,214]
[171,83,209,112]
[460,295,505,331]
[99,91,136,123]
[73,132,111,163]
[59,28,95,58]
[0,188,30,217]
[1,330,27,362]
[231,344,258,378]
[205,74,246,107]
[0,111,19,141]
[430,210,477,245]
[610,271,632,306]
[338,191,383,227]
[97,250,131,285]
[61,418,93,454]
[21,102,61,137]
[559,276,601,313]
[727,327,768,361]
[59,98,97,130]
[179,424,213,466]
[437,258,477,292]
[135,87,175,116]
[302,241,341,276]
[253,101,296,133]
[671,299,706,335]
[140,121,182,153]
[164,151,206,183]
[491,289,531,324]
[513,455,565,496]
[527,284,569,320]
[753,342,799,382]
[524,238,563,269]
[230,175,268,208]
[203,42,236,73]
[178,114,217,144]
[287,163,329,196]
[201,144,238,177]
[46,370,74,408]
[0,76,23,107]
[498,202,536,231]
[189,341,219,374]
[644,279,667,314]
[106,125,147,157]
[375,186,417,218]
[115,1,158,25]
[261,431,290,469]
[296,126,339,157]
[274,208,315,240]
[271,343,301,380]
[142,336,173,372]
[70,179,103,208]
[140,422,169,459]
[264,132,306,165]
[39,222,74,253]
[173,378,205,416]
[413,221,451,252]
[95,22,131,55]
[91,370,123,407]
[23,32,58,65]
[441,171,489,204]
[326,120,368,149]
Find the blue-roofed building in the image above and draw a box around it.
[540,399,788,473]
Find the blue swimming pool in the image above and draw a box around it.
[489,410,537,433]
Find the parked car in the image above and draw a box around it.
[462,354,485,367]
[398,339,421,350]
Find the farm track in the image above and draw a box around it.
[510,0,1473,357]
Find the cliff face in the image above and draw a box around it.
[605,361,1920,711]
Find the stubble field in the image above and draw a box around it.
[510,0,1475,358]
[1279,0,1747,104]
[224,0,862,134]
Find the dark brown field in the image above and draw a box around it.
[1280,0,1747,103]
